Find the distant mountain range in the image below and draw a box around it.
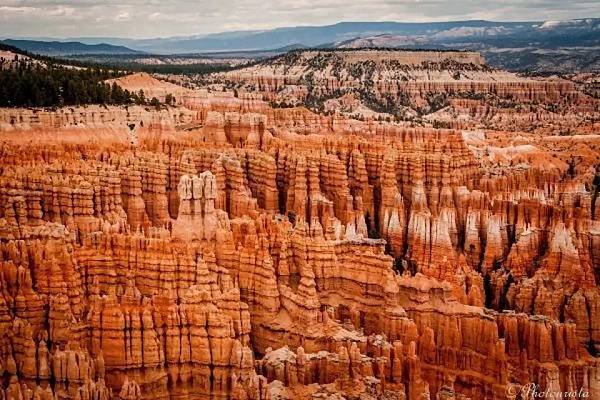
[3,18,600,71]
[0,39,143,56]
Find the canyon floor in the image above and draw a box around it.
[0,49,599,400]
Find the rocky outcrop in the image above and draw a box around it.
[212,50,586,113]
[172,172,224,241]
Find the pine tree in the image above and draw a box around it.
[138,90,146,105]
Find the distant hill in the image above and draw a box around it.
[50,19,596,53]
[0,42,29,56]
[0,39,144,56]
[331,19,600,72]
[69,21,532,53]
[10,18,600,72]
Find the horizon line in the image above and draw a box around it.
[2,16,597,41]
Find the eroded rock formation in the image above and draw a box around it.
[0,50,599,400]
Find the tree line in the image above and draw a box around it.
[0,43,181,108]
[0,56,164,107]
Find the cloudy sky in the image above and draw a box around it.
[0,0,599,38]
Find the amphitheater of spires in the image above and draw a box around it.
[0,49,599,400]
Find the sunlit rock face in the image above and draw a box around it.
[0,51,599,400]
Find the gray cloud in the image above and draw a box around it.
[0,0,598,38]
